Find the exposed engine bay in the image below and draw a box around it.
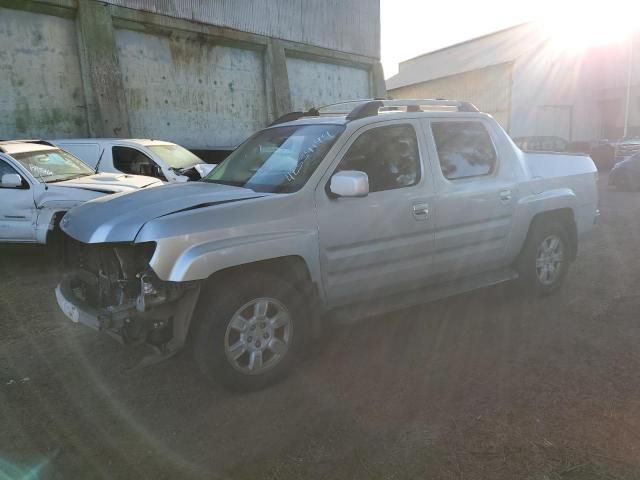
[60,236,200,354]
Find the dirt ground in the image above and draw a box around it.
[2,175,640,480]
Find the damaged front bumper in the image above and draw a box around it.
[55,273,201,362]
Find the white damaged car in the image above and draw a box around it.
[0,140,161,245]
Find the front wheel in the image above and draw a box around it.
[193,272,309,391]
[516,220,571,296]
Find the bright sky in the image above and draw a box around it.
[381,0,639,79]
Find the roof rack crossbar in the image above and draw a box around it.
[345,99,480,121]
[268,108,320,127]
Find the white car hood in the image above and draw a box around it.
[194,163,216,178]
[56,173,161,193]
[60,181,267,244]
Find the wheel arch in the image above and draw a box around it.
[186,255,321,346]
[40,210,68,245]
[521,208,578,261]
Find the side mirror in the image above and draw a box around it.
[1,173,23,188]
[330,170,369,197]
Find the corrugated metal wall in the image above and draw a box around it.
[115,29,267,148]
[102,0,380,58]
[287,58,370,111]
[388,63,513,131]
[0,8,89,139]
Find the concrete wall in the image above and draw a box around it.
[0,0,385,149]
[287,57,370,111]
[115,29,267,148]
[0,7,89,139]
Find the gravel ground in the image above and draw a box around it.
[2,175,640,480]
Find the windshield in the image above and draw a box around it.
[12,148,95,183]
[203,124,344,193]
[148,144,203,170]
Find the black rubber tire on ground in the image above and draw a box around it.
[192,272,310,392]
[46,225,66,269]
[516,219,571,296]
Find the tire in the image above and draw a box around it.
[46,223,66,269]
[193,272,309,392]
[516,219,571,296]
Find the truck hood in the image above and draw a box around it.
[60,181,266,243]
[56,172,161,193]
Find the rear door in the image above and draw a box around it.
[0,158,36,242]
[315,120,436,306]
[423,118,517,281]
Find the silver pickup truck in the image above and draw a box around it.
[55,99,599,391]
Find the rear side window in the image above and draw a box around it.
[59,143,100,167]
[336,124,420,193]
[431,121,497,180]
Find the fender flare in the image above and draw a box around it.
[150,230,324,298]
[508,188,578,260]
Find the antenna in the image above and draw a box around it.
[94,148,105,174]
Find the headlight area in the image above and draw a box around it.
[60,239,200,352]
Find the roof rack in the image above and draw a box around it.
[267,99,480,127]
[268,108,320,126]
[345,99,479,120]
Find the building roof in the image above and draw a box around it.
[386,22,546,90]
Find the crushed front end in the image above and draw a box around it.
[55,236,200,359]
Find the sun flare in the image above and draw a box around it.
[539,2,639,52]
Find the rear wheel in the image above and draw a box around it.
[517,220,571,296]
[193,272,309,391]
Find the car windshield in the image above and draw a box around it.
[12,148,95,183]
[148,144,203,170]
[203,124,344,193]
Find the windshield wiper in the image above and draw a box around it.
[47,173,91,183]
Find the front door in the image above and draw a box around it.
[0,159,36,242]
[112,146,166,180]
[315,121,435,306]
[425,119,517,281]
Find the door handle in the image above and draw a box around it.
[412,202,429,220]
[499,190,512,203]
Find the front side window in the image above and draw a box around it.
[12,149,94,183]
[112,147,161,178]
[0,159,18,177]
[204,124,344,193]
[0,159,27,189]
[148,144,203,170]
[432,121,497,180]
[335,124,421,193]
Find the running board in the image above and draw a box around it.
[330,268,518,325]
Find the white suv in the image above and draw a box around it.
[53,138,215,183]
[0,140,161,245]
